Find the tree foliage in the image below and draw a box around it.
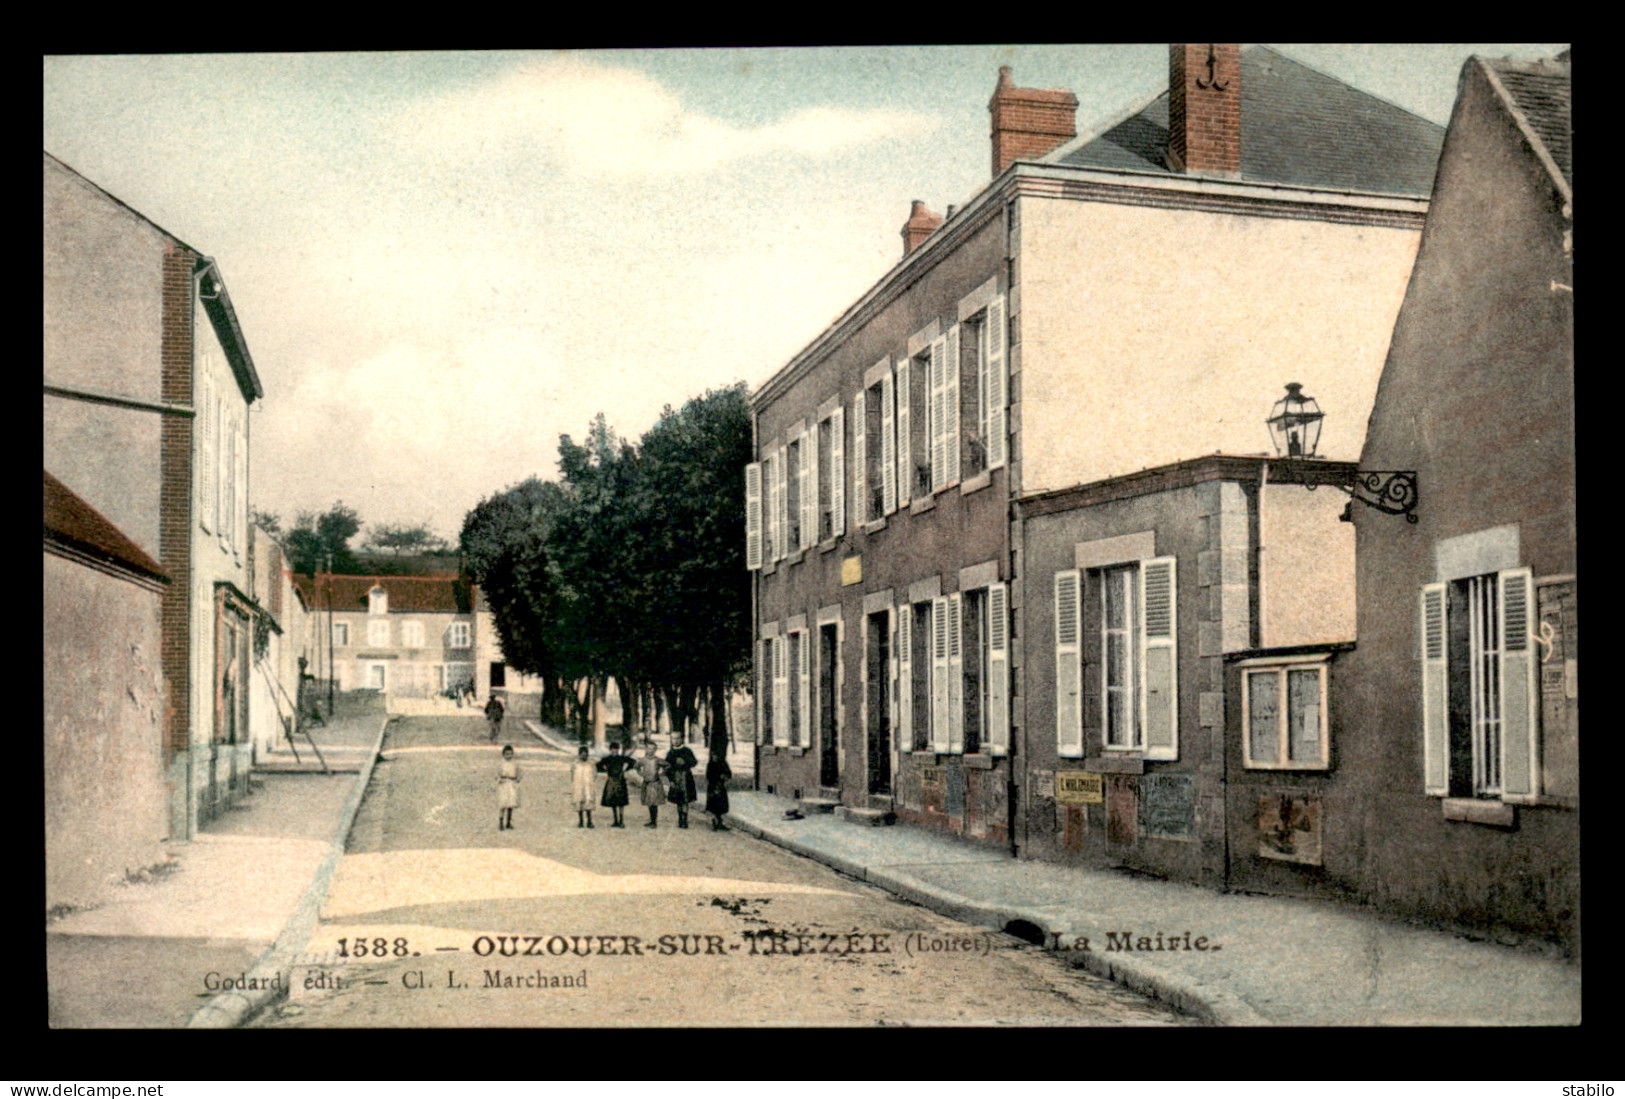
[364,522,450,556]
[461,386,753,753]
[285,502,363,575]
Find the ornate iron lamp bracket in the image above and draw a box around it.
[1335,470,1419,523]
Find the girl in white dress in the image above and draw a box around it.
[497,745,520,831]
[569,745,596,829]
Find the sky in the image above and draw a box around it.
[42,44,1567,544]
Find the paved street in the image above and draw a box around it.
[252,715,1188,1027]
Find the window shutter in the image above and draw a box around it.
[888,607,899,756]
[757,640,770,745]
[1498,568,1540,802]
[212,395,225,536]
[880,368,897,515]
[985,295,1007,471]
[775,446,788,561]
[830,406,845,537]
[929,335,948,492]
[798,429,813,552]
[196,375,212,531]
[236,414,248,552]
[948,592,964,752]
[798,629,811,749]
[772,634,788,747]
[1420,582,1449,795]
[944,325,962,486]
[1140,556,1178,761]
[852,388,867,526]
[744,462,763,570]
[1055,570,1082,757]
[895,360,911,507]
[988,582,1009,755]
[931,596,950,752]
[896,603,912,749]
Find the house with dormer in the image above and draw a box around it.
[745,45,1445,884]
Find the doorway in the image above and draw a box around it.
[819,622,839,788]
[866,610,891,795]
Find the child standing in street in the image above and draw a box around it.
[596,741,635,828]
[570,745,595,829]
[635,743,667,828]
[496,745,520,831]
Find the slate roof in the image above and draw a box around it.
[43,469,169,584]
[1481,56,1571,192]
[291,574,473,614]
[1050,45,1446,196]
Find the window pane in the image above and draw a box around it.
[1288,668,1321,763]
[1249,671,1280,763]
[1106,631,1127,687]
[1104,569,1125,628]
[1106,690,1128,747]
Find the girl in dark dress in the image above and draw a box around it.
[596,741,634,828]
[665,739,698,830]
[705,751,733,831]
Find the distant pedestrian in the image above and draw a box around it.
[665,738,698,830]
[705,750,732,831]
[596,741,635,828]
[635,744,667,828]
[496,745,520,831]
[485,695,505,742]
[570,745,596,829]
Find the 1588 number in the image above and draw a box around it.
[336,937,411,958]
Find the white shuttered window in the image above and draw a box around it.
[1055,569,1083,757]
[852,389,867,530]
[744,462,763,570]
[931,597,951,752]
[1140,556,1179,761]
[987,582,1009,755]
[983,295,1007,471]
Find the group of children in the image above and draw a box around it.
[495,739,733,833]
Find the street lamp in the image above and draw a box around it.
[1264,382,1419,523]
[1266,382,1324,459]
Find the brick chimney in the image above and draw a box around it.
[988,66,1079,177]
[1168,44,1241,175]
[901,200,943,256]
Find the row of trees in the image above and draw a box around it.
[461,385,753,758]
[254,505,452,576]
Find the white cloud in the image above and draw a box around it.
[397,54,937,177]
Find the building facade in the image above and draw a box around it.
[44,472,171,910]
[1327,54,1576,950]
[747,46,1444,860]
[294,573,478,700]
[44,151,264,841]
[1019,455,1356,884]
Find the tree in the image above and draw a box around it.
[251,508,283,538]
[364,522,449,556]
[460,478,571,724]
[285,502,363,575]
[462,388,752,756]
[631,385,753,757]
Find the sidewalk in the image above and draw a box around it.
[722,790,1581,1026]
[46,711,389,1028]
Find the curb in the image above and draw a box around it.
[724,807,1259,1026]
[187,714,392,1028]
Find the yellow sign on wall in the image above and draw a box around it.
[841,555,862,586]
[1055,771,1104,805]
